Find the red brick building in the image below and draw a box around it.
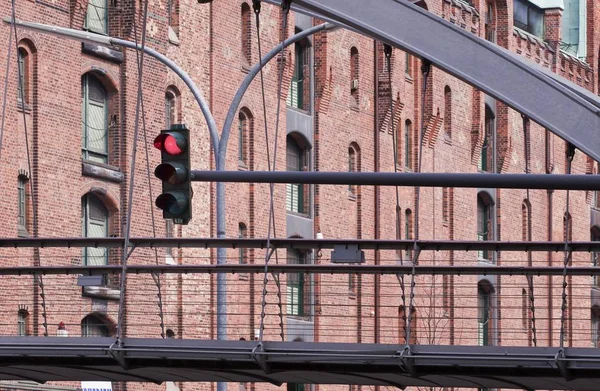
[0,0,599,390]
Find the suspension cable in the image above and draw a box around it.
[405,59,431,348]
[117,0,150,342]
[257,0,292,345]
[559,143,575,349]
[132,3,165,339]
[10,0,48,337]
[254,0,283,341]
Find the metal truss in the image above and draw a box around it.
[0,337,599,390]
[263,0,600,162]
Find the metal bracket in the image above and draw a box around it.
[397,345,417,377]
[108,340,128,369]
[251,343,272,374]
[554,348,573,382]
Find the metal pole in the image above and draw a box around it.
[191,170,600,190]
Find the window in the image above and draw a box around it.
[480,106,494,172]
[405,52,413,77]
[350,47,359,107]
[398,305,417,344]
[287,39,308,110]
[405,209,413,261]
[166,329,175,338]
[522,288,528,329]
[404,120,412,170]
[561,0,586,58]
[485,2,496,42]
[85,0,108,35]
[167,0,180,37]
[241,3,252,64]
[442,187,450,224]
[478,281,493,346]
[592,307,600,347]
[238,112,248,164]
[81,314,110,337]
[348,147,356,196]
[82,74,108,164]
[592,227,600,286]
[286,136,307,214]
[82,193,108,266]
[477,194,492,262]
[287,250,307,317]
[17,48,28,106]
[444,86,452,139]
[348,273,357,295]
[17,175,29,235]
[239,223,248,264]
[165,91,177,129]
[17,310,28,337]
[513,0,544,38]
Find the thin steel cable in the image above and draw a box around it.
[132,4,165,339]
[254,1,283,341]
[258,1,291,344]
[405,60,431,347]
[559,144,575,349]
[527,274,537,347]
[0,19,14,165]
[384,45,408,343]
[10,0,48,338]
[117,0,150,342]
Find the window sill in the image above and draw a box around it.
[348,291,357,299]
[81,42,124,64]
[405,74,414,83]
[286,211,311,219]
[17,227,30,238]
[241,64,250,74]
[238,273,249,281]
[443,133,452,145]
[286,105,311,116]
[82,160,124,183]
[168,26,180,46]
[348,192,357,201]
[238,161,248,171]
[350,103,359,112]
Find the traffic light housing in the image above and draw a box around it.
[154,124,192,225]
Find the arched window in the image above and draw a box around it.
[478,280,494,346]
[398,305,417,344]
[348,146,357,196]
[444,86,452,139]
[82,73,108,164]
[241,3,252,64]
[350,47,359,106]
[286,135,308,214]
[239,223,248,265]
[17,48,29,106]
[17,174,30,236]
[287,38,309,111]
[165,90,177,128]
[85,0,108,34]
[166,328,175,338]
[17,309,29,337]
[167,0,180,37]
[404,120,412,170]
[485,2,496,42]
[592,306,600,347]
[405,52,412,77]
[480,105,495,172]
[81,314,111,337]
[477,193,492,262]
[238,111,249,165]
[82,193,108,266]
[287,250,307,317]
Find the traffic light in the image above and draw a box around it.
[154,124,192,225]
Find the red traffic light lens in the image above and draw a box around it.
[154,133,186,155]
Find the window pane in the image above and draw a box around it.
[87,0,107,34]
[513,0,528,30]
[18,177,26,228]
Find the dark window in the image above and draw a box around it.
[238,112,248,164]
[485,2,496,42]
[85,0,108,34]
[404,120,412,170]
[82,193,108,266]
[592,227,600,286]
[239,223,247,264]
[17,310,29,337]
[167,0,180,36]
[165,91,176,128]
[348,147,356,195]
[81,315,110,337]
[287,250,307,317]
[350,47,359,106]
[241,3,252,64]
[82,74,108,164]
[17,175,28,235]
[513,0,544,37]
[286,136,307,214]
[592,306,600,347]
[477,194,492,261]
[444,86,452,138]
[480,106,494,172]
[405,209,413,260]
[17,48,28,105]
[287,39,309,110]
[405,52,413,77]
[478,282,493,346]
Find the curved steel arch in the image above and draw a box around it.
[264,0,600,161]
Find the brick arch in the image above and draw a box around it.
[79,184,119,216]
[80,66,119,94]
[81,312,117,337]
[17,37,38,54]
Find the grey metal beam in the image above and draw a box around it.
[1,264,600,276]
[2,237,600,251]
[263,0,600,162]
[191,171,600,190]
